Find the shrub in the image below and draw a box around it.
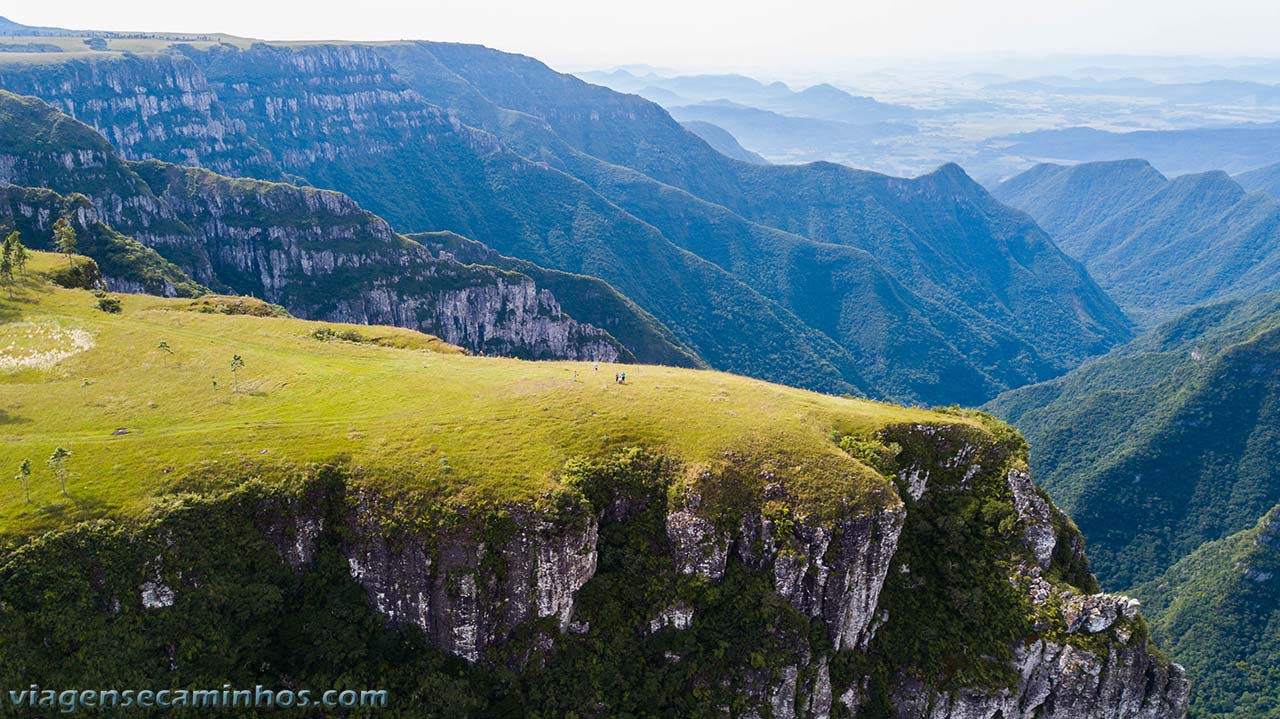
[837,434,902,476]
[310,326,368,343]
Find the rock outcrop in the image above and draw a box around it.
[735,505,906,652]
[343,497,599,662]
[890,639,1189,719]
[0,53,279,178]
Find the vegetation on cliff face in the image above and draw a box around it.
[0,185,207,298]
[988,290,1280,590]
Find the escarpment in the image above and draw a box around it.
[0,90,631,362]
[0,420,1188,718]
[126,161,627,362]
[0,52,280,178]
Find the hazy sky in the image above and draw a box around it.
[14,0,1280,73]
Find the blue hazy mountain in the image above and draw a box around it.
[982,124,1280,176]
[678,120,768,164]
[995,159,1280,325]
[1238,161,1280,199]
[667,101,913,163]
[576,68,917,125]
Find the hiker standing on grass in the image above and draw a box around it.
[573,370,579,382]
[614,373,620,384]
[621,371,627,384]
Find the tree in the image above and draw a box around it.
[53,218,77,268]
[15,459,31,504]
[0,231,18,296]
[8,232,27,278]
[0,244,12,299]
[157,341,173,367]
[47,447,71,497]
[230,354,245,393]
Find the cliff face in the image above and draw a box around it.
[343,498,600,663]
[0,52,280,177]
[131,161,626,361]
[891,638,1187,719]
[0,413,1188,718]
[0,90,628,361]
[0,184,204,296]
[101,423,1183,719]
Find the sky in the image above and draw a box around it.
[12,0,1280,74]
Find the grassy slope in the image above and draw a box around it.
[1,252,957,537]
[987,290,1280,588]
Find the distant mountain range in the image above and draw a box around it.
[667,101,912,164]
[579,69,921,165]
[575,68,918,125]
[995,159,1280,326]
[0,35,1133,404]
[981,124,1280,178]
[987,76,1280,106]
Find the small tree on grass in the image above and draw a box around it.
[9,232,27,278]
[230,354,244,393]
[0,244,13,299]
[53,218,78,268]
[15,459,31,504]
[47,447,71,497]
[157,341,174,367]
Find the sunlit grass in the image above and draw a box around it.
[1,252,972,536]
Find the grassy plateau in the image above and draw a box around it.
[1,252,963,537]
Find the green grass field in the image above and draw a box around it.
[1,252,968,536]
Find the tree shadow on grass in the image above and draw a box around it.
[0,281,58,322]
[36,493,113,524]
[0,409,32,425]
